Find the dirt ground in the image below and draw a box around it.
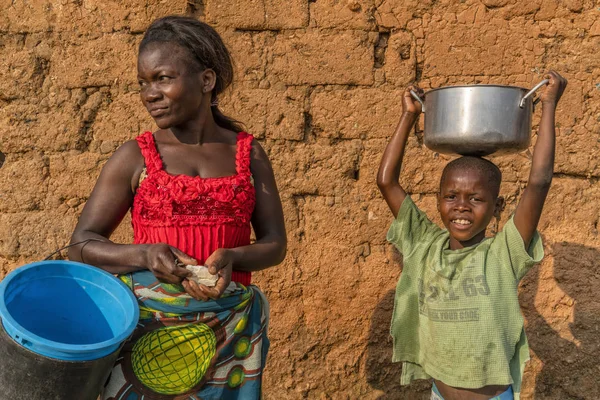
[1,0,599,399]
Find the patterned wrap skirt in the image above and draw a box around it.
[102,272,269,400]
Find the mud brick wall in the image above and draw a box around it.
[1,1,599,399]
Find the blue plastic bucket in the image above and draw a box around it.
[0,260,139,361]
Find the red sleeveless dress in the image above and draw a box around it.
[131,131,255,286]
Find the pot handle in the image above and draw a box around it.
[410,90,426,113]
[519,79,549,108]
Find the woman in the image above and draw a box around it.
[69,16,286,399]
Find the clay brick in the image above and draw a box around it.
[0,256,18,279]
[374,5,412,29]
[356,139,388,200]
[538,177,600,244]
[0,0,53,33]
[383,31,417,87]
[555,125,600,177]
[554,78,585,124]
[590,19,600,37]
[0,48,47,101]
[0,0,186,34]
[277,197,300,236]
[481,0,511,7]
[374,0,431,29]
[219,30,274,88]
[48,33,138,88]
[310,0,376,30]
[0,213,27,258]
[220,86,305,140]
[130,0,193,33]
[268,140,363,197]
[563,0,584,12]
[89,91,154,153]
[300,196,369,247]
[0,101,81,153]
[54,0,188,34]
[359,137,444,196]
[498,0,541,20]
[46,152,105,210]
[534,0,558,21]
[311,88,403,140]
[549,80,597,176]
[362,137,449,196]
[269,30,376,85]
[0,86,132,155]
[0,211,79,259]
[0,155,48,213]
[205,0,308,30]
[422,18,542,77]
[457,5,479,24]
[219,89,267,139]
[266,87,306,141]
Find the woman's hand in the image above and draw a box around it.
[182,248,233,301]
[402,85,424,115]
[540,70,567,107]
[145,244,195,284]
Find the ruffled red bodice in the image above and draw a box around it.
[131,131,256,285]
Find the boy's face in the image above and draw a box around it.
[437,168,503,250]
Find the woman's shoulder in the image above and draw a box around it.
[101,139,145,178]
[102,139,147,192]
[112,138,145,161]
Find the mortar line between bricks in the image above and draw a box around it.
[232,27,387,34]
[283,84,382,89]
[553,173,600,182]
[233,28,282,33]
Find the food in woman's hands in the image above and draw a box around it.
[185,265,218,287]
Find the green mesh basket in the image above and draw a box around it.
[132,323,216,395]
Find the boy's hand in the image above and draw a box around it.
[539,70,567,107]
[403,85,424,115]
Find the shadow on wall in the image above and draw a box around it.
[366,288,431,400]
[366,242,600,399]
[520,242,600,400]
[365,245,431,400]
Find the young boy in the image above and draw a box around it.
[377,71,567,400]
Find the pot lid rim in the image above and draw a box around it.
[425,84,530,94]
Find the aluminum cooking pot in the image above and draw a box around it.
[410,79,549,156]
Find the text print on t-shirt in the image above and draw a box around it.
[418,275,490,322]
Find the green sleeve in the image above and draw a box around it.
[386,196,442,258]
[495,216,545,281]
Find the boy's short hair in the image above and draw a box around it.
[440,156,502,198]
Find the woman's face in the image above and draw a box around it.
[137,42,210,129]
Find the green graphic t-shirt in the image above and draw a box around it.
[386,196,544,400]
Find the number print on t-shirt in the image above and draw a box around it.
[418,274,490,322]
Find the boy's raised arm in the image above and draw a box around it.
[377,86,423,218]
[513,71,567,248]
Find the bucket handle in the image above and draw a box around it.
[519,79,549,108]
[409,90,426,113]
